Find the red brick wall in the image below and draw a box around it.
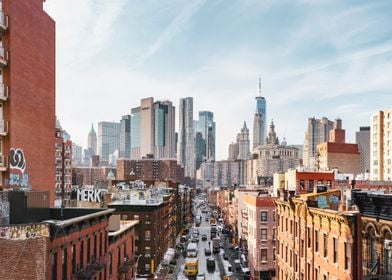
[2,0,55,205]
[0,237,50,280]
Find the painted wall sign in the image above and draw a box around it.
[0,224,49,240]
[77,189,105,203]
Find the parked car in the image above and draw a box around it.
[204,248,212,256]
[196,273,206,280]
[201,234,207,241]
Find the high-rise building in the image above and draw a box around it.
[253,77,266,148]
[177,97,195,178]
[72,143,83,166]
[303,117,334,168]
[87,123,97,156]
[356,126,370,174]
[238,122,251,160]
[228,142,239,161]
[153,100,175,159]
[197,111,216,161]
[370,109,392,181]
[130,98,175,159]
[195,131,205,170]
[98,121,120,162]
[119,115,131,158]
[0,0,55,205]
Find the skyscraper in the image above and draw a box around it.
[197,111,216,161]
[97,121,120,162]
[177,97,195,178]
[87,123,97,156]
[253,77,266,149]
[153,100,176,159]
[356,126,370,174]
[238,122,251,160]
[195,131,205,170]
[130,98,175,159]
[119,115,131,158]
[370,109,392,180]
[303,117,334,168]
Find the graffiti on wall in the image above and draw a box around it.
[9,148,26,173]
[8,148,30,189]
[0,194,9,225]
[0,223,49,240]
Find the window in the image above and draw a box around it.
[261,229,267,240]
[87,238,91,263]
[333,238,338,263]
[134,215,139,220]
[273,211,276,222]
[80,240,84,268]
[261,212,268,222]
[72,244,76,272]
[261,249,267,262]
[290,220,293,234]
[145,247,151,255]
[307,228,311,248]
[300,180,305,190]
[323,234,328,258]
[273,249,276,261]
[109,253,113,275]
[301,240,305,257]
[145,263,150,272]
[51,252,57,280]
[272,228,276,241]
[62,248,67,279]
[315,230,319,252]
[145,230,151,241]
[345,243,350,269]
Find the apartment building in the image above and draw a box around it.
[275,190,362,280]
[242,194,276,279]
[370,109,392,181]
[0,0,56,204]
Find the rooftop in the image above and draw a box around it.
[108,220,138,237]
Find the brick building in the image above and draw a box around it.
[0,0,56,205]
[108,188,170,278]
[242,194,276,279]
[352,191,392,279]
[73,166,116,187]
[116,159,184,183]
[55,123,72,207]
[275,189,362,280]
[272,169,335,197]
[0,190,138,280]
[317,119,361,174]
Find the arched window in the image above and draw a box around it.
[367,226,377,272]
[383,230,392,275]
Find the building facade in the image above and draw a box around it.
[55,125,72,207]
[370,109,392,181]
[0,0,56,204]
[303,117,334,168]
[238,122,251,160]
[356,126,370,174]
[275,190,362,280]
[197,111,216,162]
[177,97,195,178]
[88,124,97,157]
[153,100,176,159]
[254,121,300,177]
[317,119,361,174]
[98,121,120,162]
[242,194,276,279]
[119,115,131,159]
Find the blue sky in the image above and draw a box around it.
[44,0,392,160]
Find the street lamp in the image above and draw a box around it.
[134,254,142,279]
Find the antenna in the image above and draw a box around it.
[259,75,262,96]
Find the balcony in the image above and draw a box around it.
[0,120,8,136]
[0,154,7,171]
[0,47,7,67]
[0,11,7,32]
[0,84,8,101]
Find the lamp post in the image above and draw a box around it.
[134,254,141,279]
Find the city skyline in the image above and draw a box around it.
[44,0,392,160]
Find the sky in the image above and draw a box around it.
[44,0,392,161]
